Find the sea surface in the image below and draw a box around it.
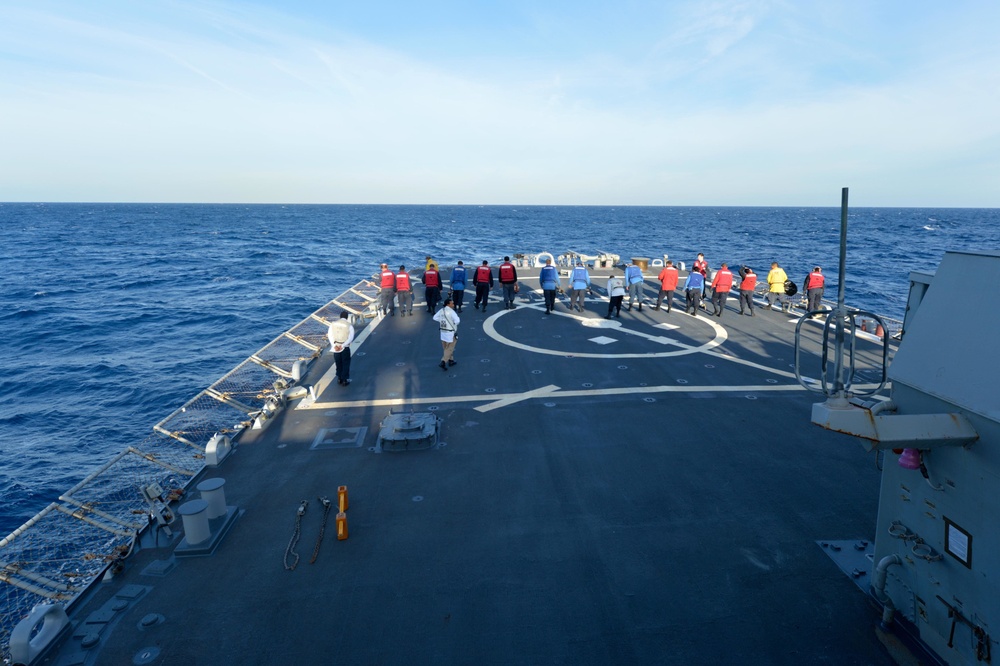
[3,202,999,536]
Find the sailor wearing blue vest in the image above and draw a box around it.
[569,261,591,312]
[449,261,467,312]
[625,260,645,311]
[684,270,705,316]
[539,258,562,314]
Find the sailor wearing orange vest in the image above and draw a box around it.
[378,263,396,316]
[737,266,757,316]
[395,265,414,316]
[498,257,518,310]
[709,263,734,317]
[422,263,442,314]
[473,260,494,312]
[804,266,825,316]
[654,261,679,312]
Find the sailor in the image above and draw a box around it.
[693,252,710,305]
[625,259,645,311]
[539,258,562,314]
[766,262,789,312]
[422,262,442,314]
[395,265,414,316]
[450,261,467,312]
[498,256,519,309]
[327,311,355,386]
[804,266,825,316]
[709,262,734,317]
[432,298,460,371]
[684,269,705,316]
[378,263,396,316]
[654,260,679,312]
[738,266,757,316]
[569,261,591,312]
[473,260,494,312]
[605,273,626,319]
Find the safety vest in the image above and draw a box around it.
[424,269,440,287]
[712,269,733,292]
[380,269,395,288]
[571,267,589,288]
[395,272,411,290]
[499,263,515,282]
[740,273,757,291]
[694,259,708,276]
[329,320,352,345]
[658,267,678,290]
[476,266,492,282]
[625,265,643,285]
[808,273,825,289]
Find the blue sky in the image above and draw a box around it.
[1,1,998,206]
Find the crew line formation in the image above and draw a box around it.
[332,255,824,381]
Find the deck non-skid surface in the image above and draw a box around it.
[48,270,893,665]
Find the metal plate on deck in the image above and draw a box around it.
[311,426,368,450]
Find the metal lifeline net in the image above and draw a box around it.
[0,277,379,662]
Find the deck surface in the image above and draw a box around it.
[44,269,894,665]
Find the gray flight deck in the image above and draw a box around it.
[38,267,896,665]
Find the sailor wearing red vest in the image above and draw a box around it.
[473,260,494,312]
[804,267,825,316]
[737,266,757,316]
[498,257,518,310]
[654,261,679,312]
[378,263,396,316]
[693,252,710,306]
[422,263,442,314]
[395,265,414,316]
[709,263,734,317]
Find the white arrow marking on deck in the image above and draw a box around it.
[475,384,560,413]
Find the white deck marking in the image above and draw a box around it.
[301,382,816,412]
[482,305,729,358]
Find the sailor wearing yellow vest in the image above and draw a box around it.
[766,262,789,312]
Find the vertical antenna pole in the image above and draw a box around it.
[833,187,849,395]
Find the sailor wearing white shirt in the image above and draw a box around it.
[432,298,460,371]
[327,311,355,386]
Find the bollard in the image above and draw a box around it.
[338,485,349,512]
[336,512,348,540]
[178,499,211,546]
[197,478,227,520]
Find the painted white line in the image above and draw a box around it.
[475,384,560,413]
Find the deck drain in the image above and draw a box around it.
[582,383,593,388]
[428,406,439,411]
[643,397,656,403]
[531,370,542,375]
[704,364,715,369]
[134,647,161,665]
[767,379,778,384]
[544,402,556,407]
[617,365,628,370]
[480,358,491,363]
[677,379,689,384]
[395,362,406,367]
[401,340,412,345]
[552,334,562,339]
[413,496,423,502]
[485,388,496,393]
[639,383,647,387]
[746,395,758,400]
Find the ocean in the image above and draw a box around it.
[3,202,999,536]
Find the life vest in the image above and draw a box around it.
[694,259,708,276]
[768,268,787,292]
[329,320,352,345]
[499,262,515,282]
[712,269,733,292]
[625,265,643,285]
[380,269,396,288]
[740,273,757,291]
[686,272,705,290]
[658,267,678,290]
[571,267,589,288]
[808,273,825,289]
[451,266,467,289]
[424,269,440,288]
[395,272,411,290]
[475,265,492,283]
